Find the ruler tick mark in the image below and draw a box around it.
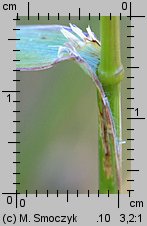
[110,13,111,20]
[28,2,30,20]
[67,190,69,202]
[79,8,80,20]
[98,189,100,197]
[13,13,20,21]
[129,2,132,20]
[127,66,139,69]
[118,190,120,208]
[8,141,20,144]
[127,190,134,197]
[127,117,145,120]
[8,38,20,40]
[2,90,20,93]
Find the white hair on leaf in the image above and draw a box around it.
[61,26,85,48]
[86,26,95,40]
[69,23,87,41]
[58,46,71,58]
[61,24,101,49]
[58,44,80,59]
[86,26,101,45]
[61,27,80,43]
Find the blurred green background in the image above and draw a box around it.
[16,17,131,193]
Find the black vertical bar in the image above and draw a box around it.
[118,190,120,208]
[99,13,101,20]
[15,190,18,208]
[67,190,69,202]
[110,13,111,20]
[28,2,30,20]
[129,2,132,20]
[98,189,99,197]
[79,8,80,20]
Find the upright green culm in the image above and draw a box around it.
[97,16,124,193]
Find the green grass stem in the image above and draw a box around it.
[97,16,124,193]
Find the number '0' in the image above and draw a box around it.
[122,2,128,10]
